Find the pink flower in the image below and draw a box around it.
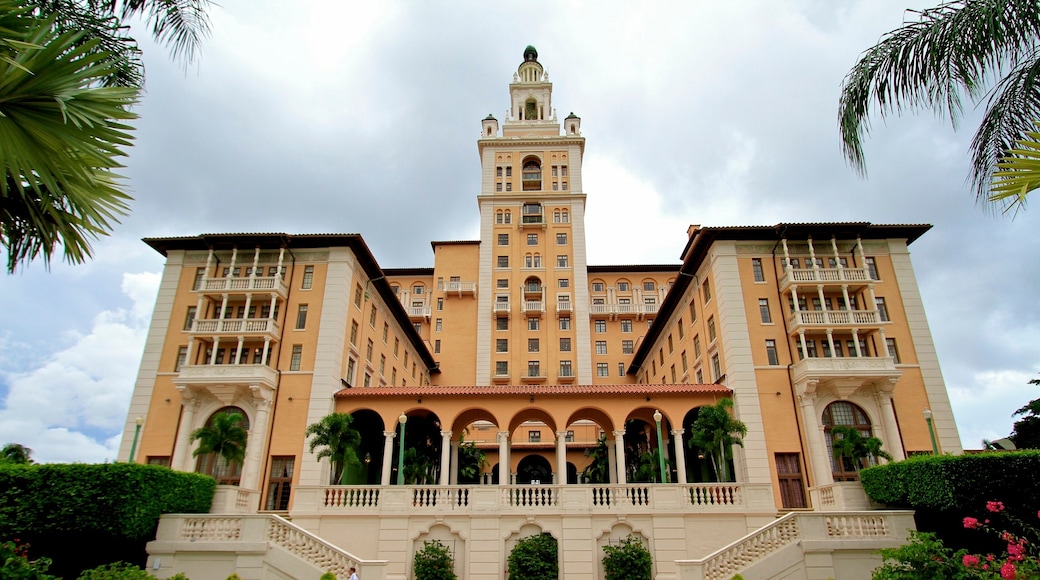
[988,501,1006,513]
[1007,543,1025,561]
[1002,532,1014,542]
[964,517,982,529]
[988,554,996,561]
[963,554,981,568]
[1000,561,1016,579]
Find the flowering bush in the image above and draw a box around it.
[874,500,1040,579]
[0,539,58,579]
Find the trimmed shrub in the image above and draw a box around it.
[76,562,156,579]
[602,535,651,580]
[413,540,457,580]
[0,463,215,541]
[507,534,558,580]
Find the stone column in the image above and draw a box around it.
[797,383,833,486]
[876,386,906,461]
[439,430,452,485]
[613,430,627,485]
[556,431,567,485]
[239,395,271,491]
[172,396,200,472]
[380,430,396,486]
[498,431,510,486]
[449,440,460,485]
[607,438,616,484]
[672,428,687,484]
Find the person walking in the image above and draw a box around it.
[348,567,359,580]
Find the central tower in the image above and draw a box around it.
[474,47,592,385]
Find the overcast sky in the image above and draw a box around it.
[1,0,1037,463]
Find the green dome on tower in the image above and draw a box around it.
[523,45,538,62]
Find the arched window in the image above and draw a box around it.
[524,276,542,294]
[522,159,542,191]
[195,406,249,485]
[822,401,874,481]
[525,98,538,121]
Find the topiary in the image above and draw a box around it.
[413,540,457,580]
[602,535,651,580]
[319,573,336,580]
[226,575,242,580]
[507,534,558,580]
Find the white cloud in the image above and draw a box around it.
[0,273,159,463]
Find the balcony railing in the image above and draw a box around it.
[189,318,280,337]
[520,371,547,383]
[779,267,874,292]
[406,305,431,320]
[197,275,288,297]
[556,301,572,315]
[522,301,544,317]
[444,281,477,296]
[293,483,776,516]
[493,302,511,315]
[174,364,278,390]
[788,309,883,330]
[790,356,901,392]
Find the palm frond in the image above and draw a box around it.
[989,122,1040,211]
[839,0,1040,205]
[116,0,210,66]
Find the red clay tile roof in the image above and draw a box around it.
[334,383,730,398]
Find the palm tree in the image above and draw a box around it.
[191,410,248,482]
[581,434,610,484]
[829,426,893,474]
[456,430,489,484]
[0,442,33,464]
[838,0,1040,211]
[306,413,362,485]
[689,398,747,483]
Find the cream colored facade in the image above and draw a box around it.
[120,47,958,580]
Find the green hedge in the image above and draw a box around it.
[0,463,215,541]
[860,451,1040,516]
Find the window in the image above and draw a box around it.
[496,361,509,376]
[366,339,374,361]
[752,258,764,282]
[594,320,607,333]
[295,304,308,329]
[618,363,625,377]
[497,256,509,268]
[689,297,697,322]
[350,320,358,345]
[667,334,674,353]
[694,335,702,358]
[866,257,879,280]
[702,280,712,303]
[597,363,609,377]
[876,297,890,321]
[302,266,314,289]
[369,305,377,326]
[612,281,628,293]
[498,233,509,245]
[497,317,509,330]
[379,354,386,375]
[183,306,197,331]
[529,430,541,443]
[677,318,685,339]
[708,316,717,342]
[175,347,188,372]
[506,183,512,191]
[382,322,389,342]
[759,299,772,323]
[496,166,502,177]
[766,340,779,365]
[680,350,688,372]
[559,360,573,377]
[497,278,509,288]
[354,283,363,307]
[558,278,569,288]
[528,361,541,377]
[643,281,655,292]
[560,337,571,352]
[566,430,575,442]
[592,282,604,292]
[394,338,400,356]
[391,368,397,384]
[886,338,901,363]
[363,373,371,387]
[595,341,607,355]
[522,160,542,190]
[670,365,677,383]
[435,318,442,332]
[346,358,356,385]
[528,338,540,352]
[823,401,876,480]
[193,268,206,290]
[711,353,722,381]
[290,345,302,371]
[696,369,704,383]
[620,319,633,333]
[559,316,571,330]
[622,340,634,354]
[522,202,542,223]
[496,339,508,352]
[557,255,569,267]
[434,340,441,354]
[437,297,443,311]
[775,453,807,508]
[527,233,538,245]
[528,318,540,331]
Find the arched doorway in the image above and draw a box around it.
[516,455,552,484]
[195,406,248,485]
[822,401,875,481]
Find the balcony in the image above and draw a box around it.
[173,363,278,391]
[556,301,572,316]
[189,318,280,339]
[407,305,431,321]
[557,371,576,383]
[520,371,548,383]
[196,275,288,298]
[788,309,884,332]
[444,281,477,297]
[493,302,511,317]
[590,303,609,315]
[791,356,901,395]
[779,267,873,293]
[522,301,545,317]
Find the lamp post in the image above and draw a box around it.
[129,416,144,463]
[923,408,939,455]
[397,412,408,485]
[653,410,667,483]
